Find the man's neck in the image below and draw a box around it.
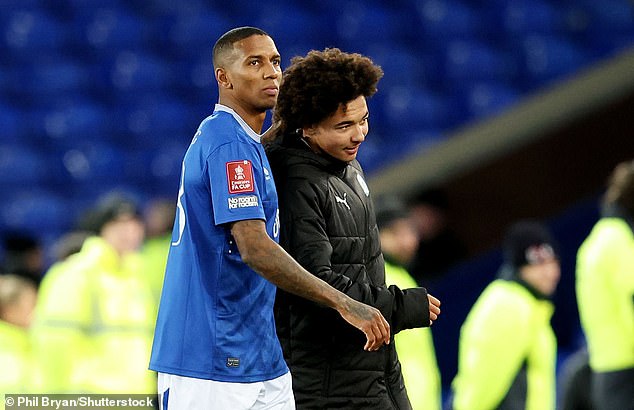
[218,99,266,134]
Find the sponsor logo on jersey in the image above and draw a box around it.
[226,160,255,194]
[228,195,259,209]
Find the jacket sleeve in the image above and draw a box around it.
[279,178,429,333]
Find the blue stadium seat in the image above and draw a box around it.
[262,7,336,51]
[577,0,634,56]
[0,0,41,12]
[0,65,12,95]
[501,0,565,35]
[29,97,111,148]
[362,44,437,89]
[0,144,49,186]
[0,190,73,236]
[444,40,518,84]
[581,0,634,33]
[124,134,188,180]
[382,86,453,132]
[169,56,215,96]
[72,7,146,54]
[276,43,314,68]
[415,0,484,42]
[0,103,24,143]
[155,10,232,59]
[18,59,92,98]
[107,51,173,93]
[57,142,126,184]
[459,82,521,121]
[111,95,195,147]
[519,35,591,87]
[2,10,68,62]
[332,2,415,52]
[127,0,209,16]
[64,0,125,10]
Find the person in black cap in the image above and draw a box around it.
[450,219,560,410]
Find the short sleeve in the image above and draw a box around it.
[209,142,265,226]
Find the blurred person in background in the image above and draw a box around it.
[50,230,91,263]
[407,188,467,286]
[150,27,390,410]
[31,193,157,394]
[558,347,592,410]
[375,195,442,410]
[575,159,634,410]
[1,232,45,288]
[0,274,38,402]
[450,220,559,410]
[266,48,440,409]
[141,198,176,305]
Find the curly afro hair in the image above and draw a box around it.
[273,48,383,137]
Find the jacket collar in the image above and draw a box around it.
[270,133,349,175]
[80,236,123,273]
[497,264,552,301]
[601,203,634,234]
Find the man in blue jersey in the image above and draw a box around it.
[150,27,391,410]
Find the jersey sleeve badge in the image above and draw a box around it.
[226,160,255,194]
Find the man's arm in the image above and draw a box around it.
[231,219,390,351]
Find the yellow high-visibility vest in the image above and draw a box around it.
[384,261,442,410]
[31,236,157,394]
[576,217,634,372]
[452,280,556,410]
[1,319,35,409]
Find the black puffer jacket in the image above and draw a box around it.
[266,139,430,410]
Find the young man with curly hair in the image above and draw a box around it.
[266,48,441,410]
[149,29,390,410]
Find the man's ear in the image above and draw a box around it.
[216,67,232,89]
[302,126,316,138]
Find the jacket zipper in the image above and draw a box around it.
[385,346,400,409]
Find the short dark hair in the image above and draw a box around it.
[603,159,634,215]
[78,193,141,234]
[274,48,383,136]
[213,26,270,69]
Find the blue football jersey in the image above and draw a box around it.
[149,105,287,382]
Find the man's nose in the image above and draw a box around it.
[351,126,366,142]
[264,62,280,79]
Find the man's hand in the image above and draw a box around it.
[428,293,441,325]
[231,219,391,351]
[338,298,391,351]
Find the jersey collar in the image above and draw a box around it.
[214,104,266,143]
